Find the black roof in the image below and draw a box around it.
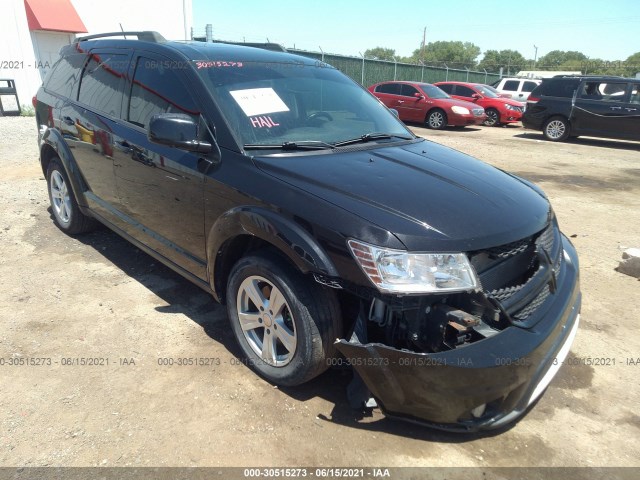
[550,74,640,82]
[68,31,323,67]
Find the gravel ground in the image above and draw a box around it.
[0,116,639,472]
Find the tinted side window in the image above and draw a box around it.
[523,81,538,92]
[579,81,627,102]
[455,86,476,97]
[376,83,400,95]
[541,79,580,98]
[128,57,200,128]
[78,53,128,117]
[503,80,519,91]
[44,53,87,99]
[400,84,419,97]
[630,85,640,104]
[437,84,453,94]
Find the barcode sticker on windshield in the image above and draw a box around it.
[229,88,289,117]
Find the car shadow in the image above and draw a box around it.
[515,132,640,150]
[71,226,518,443]
[408,123,484,133]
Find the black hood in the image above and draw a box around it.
[254,139,551,251]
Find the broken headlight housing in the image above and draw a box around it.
[348,239,479,294]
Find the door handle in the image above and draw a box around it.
[610,106,622,110]
[625,108,637,112]
[397,100,404,104]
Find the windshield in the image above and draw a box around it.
[194,61,413,148]
[474,85,499,98]
[419,83,450,99]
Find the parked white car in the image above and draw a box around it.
[491,77,542,102]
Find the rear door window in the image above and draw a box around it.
[78,52,129,117]
[523,81,539,92]
[375,83,401,95]
[437,84,453,94]
[502,80,519,92]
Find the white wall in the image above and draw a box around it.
[0,0,192,112]
[0,0,42,111]
[72,0,193,42]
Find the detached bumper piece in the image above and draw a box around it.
[334,236,581,431]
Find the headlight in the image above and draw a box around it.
[347,239,479,294]
[451,106,470,115]
[505,104,518,111]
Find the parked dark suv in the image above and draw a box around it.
[34,32,581,431]
[522,75,640,142]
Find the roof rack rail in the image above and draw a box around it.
[75,31,166,43]
[214,40,287,52]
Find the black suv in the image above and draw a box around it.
[34,32,581,431]
[522,75,640,142]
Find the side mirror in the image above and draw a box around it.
[148,113,212,154]
[414,92,424,99]
[471,93,481,100]
[389,108,399,118]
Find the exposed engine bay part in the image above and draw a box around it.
[364,291,503,354]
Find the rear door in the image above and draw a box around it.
[115,52,208,279]
[571,80,632,138]
[621,83,640,140]
[373,83,407,119]
[501,80,520,100]
[70,49,131,219]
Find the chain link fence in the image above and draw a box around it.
[288,49,501,86]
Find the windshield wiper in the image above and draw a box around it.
[333,132,414,147]
[244,141,335,151]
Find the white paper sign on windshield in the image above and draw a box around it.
[229,88,290,117]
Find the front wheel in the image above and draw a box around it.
[426,109,447,129]
[226,253,341,386]
[483,108,500,127]
[543,116,570,142]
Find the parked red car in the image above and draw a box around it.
[368,81,486,129]
[434,81,524,126]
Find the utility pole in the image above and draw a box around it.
[420,27,426,64]
[533,45,539,68]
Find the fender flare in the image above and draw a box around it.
[207,206,339,301]
[40,128,89,209]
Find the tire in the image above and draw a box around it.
[46,157,96,235]
[226,253,341,386]
[543,116,570,142]
[483,108,500,127]
[426,109,447,130]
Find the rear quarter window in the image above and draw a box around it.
[44,53,87,99]
[539,79,580,98]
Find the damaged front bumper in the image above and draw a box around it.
[334,235,581,432]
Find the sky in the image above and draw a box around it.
[192,0,639,63]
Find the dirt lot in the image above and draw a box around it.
[1,116,639,470]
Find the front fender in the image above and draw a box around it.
[207,206,339,300]
[41,127,89,209]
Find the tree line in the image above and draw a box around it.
[364,42,640,77]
